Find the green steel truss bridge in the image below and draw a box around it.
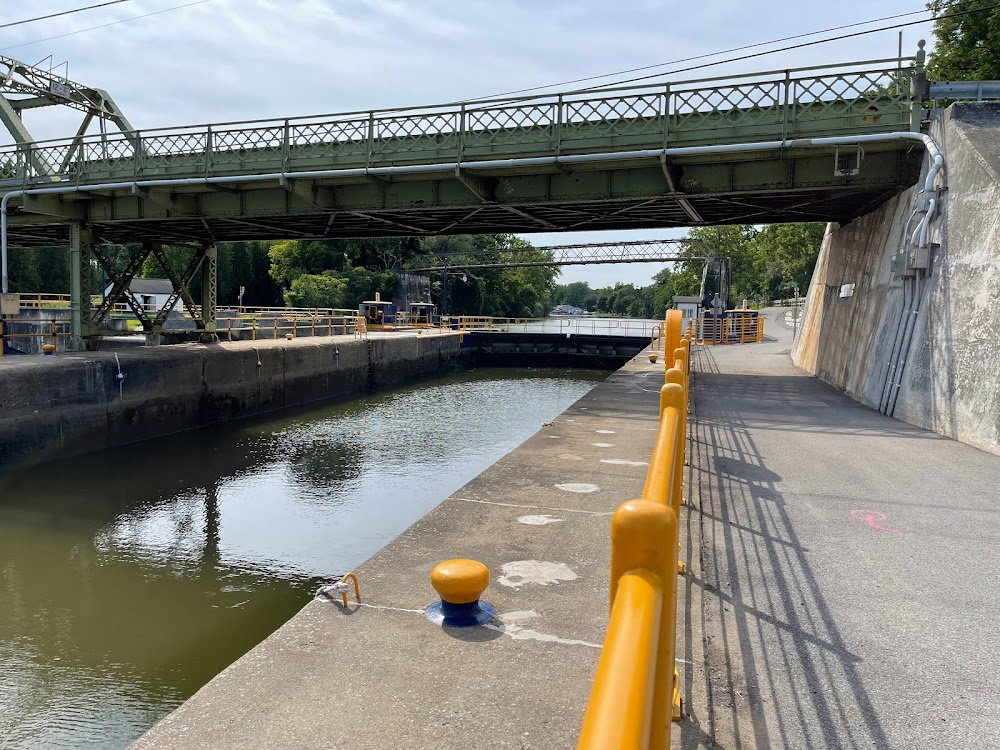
[407,239,709,271]
[0,43,939,346]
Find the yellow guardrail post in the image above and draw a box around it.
[579,499,677,750]
[665,366,687,510]
[665,310,682,359]
[580,314,693,749]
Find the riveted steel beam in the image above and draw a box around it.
[280,176,337,209]
[149,243,206,331]
[91,240,156,331]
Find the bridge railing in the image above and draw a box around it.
[216,305,359,320]
[446,315,661,337]
[0,317,72,353]
[687,315,764,344]
[579,312,690,749]
[220,313,362,341]
[0,55,917,185]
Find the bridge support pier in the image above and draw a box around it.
[199,243,218,343]
[69,223,96,351]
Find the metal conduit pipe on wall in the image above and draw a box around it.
[2,130,946,295]
[878,276,911,414]
[878,134,945,415]
[877,203,922,412]
[886,275,924,417]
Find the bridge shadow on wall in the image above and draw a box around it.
[678,346,891,750]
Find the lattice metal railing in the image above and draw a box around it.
[0,54,920,186]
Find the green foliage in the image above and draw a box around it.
[550,222,825,318]
[419,234,558,317]
[927,0,1000,81]
[216,241,282,307]
[266,239,398,309]
[554,281,598,310]
[6,246,72,294]
[284,273,347,308]
[749,223,825,300]
[6,222,823,317]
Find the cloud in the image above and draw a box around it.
[1,0,932,284]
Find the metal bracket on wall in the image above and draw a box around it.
[834,146,864,177]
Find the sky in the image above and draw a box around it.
[1,0,937,288]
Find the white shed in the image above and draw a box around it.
[104,278,178,315]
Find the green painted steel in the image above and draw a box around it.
[1,58,917,186]
[408,239,710,271]
[0,51,930,253]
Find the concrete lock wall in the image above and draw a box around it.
[0,334,466,472]
[793,103,1000,455]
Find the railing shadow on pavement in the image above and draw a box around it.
[678,345,892,750]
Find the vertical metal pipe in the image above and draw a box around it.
[888,275,924,417]
[1,190,22,294]
[69,222,83,351]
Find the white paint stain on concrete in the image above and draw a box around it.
[595,430,616,434]
[558,454,584,461]
[600,458,649,467]
[555,482,599,494]
[592,442,615,448]
[461,498,612,517]
[498,560,578,588]
[548,435,561,439]
[486,610,601,648]
[518,514,563,526]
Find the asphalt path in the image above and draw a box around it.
[680,308,1000,749]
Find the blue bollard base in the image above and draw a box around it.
[425,599,495,628]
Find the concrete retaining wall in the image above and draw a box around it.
[793,103,1000,455]
[0,333,466,472]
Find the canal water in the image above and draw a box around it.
[0,367,605,749]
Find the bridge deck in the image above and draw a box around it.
[2,57,924,246]
[681,309,1000,748]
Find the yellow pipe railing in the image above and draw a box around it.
[686,315,763,345]
[578,312,691,750]
[221,314,362,342]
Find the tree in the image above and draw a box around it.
[417,234,558,317]
[926,0,1000,81]
[284,274,348,309]
[555,281,598,310]
[749,223,825,302]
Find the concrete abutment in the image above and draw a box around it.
[0,332,467,472]
[793,102,1000,455]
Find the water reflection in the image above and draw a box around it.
[0,367,603,749]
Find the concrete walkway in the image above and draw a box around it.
[681,309,1000,749]
[130,353,670,750]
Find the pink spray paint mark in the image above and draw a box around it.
[850,510,901,533]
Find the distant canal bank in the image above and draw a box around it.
[0,367,605,749]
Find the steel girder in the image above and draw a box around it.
[0,54,136,183]
[3,146,923,247]
[407,239,711,271]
